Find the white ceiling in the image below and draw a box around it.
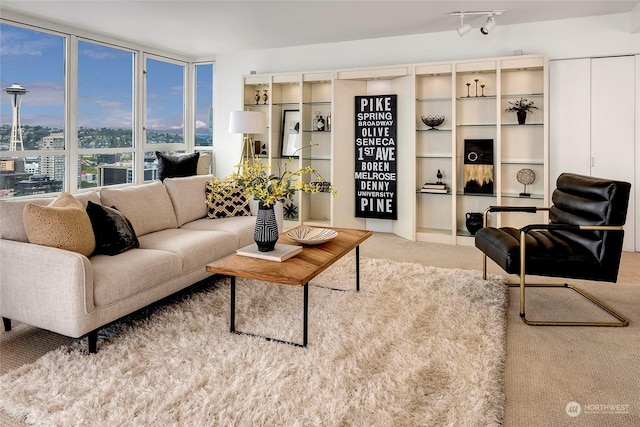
[2,1,638,59]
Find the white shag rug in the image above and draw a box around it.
[0,256,507,426]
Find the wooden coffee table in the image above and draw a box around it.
[206,227,372,347]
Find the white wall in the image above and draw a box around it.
[214,12,638,176]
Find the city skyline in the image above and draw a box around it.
[0,23,212,134]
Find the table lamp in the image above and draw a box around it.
[228,110,267,164]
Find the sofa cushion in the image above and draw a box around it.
[156,151,199,181]
[86,201,139,256]
[163,174,213,227]
[205,183,251,219]
[23,192,96,257]
[92,248,183,307]
[99,181,178,237]
[137,228,239,273]
[181,216,257,248]
[196,152,212,175]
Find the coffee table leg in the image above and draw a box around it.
[356,245,361,292]
[302,283,308,347]
[230,276,236,333]
[229,276,308,348]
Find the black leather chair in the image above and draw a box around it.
[475,173,631,326]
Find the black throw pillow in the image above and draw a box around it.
[86,201,139,256]
[156,151,200,181]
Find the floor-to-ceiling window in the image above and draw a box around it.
[0,24,66,197]
[0,19,213,198]
[77,40,135,188]
[144,56,186,181]
[195,63,214,149]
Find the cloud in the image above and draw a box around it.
[79,46,121,61]
[0,26,58,57]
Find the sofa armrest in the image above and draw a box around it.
[0,239,94,337]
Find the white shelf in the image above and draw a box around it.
[246,54,548,245]
[416,55,547,241]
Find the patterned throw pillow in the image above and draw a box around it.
[23,192,96,257]
[205,183,251,219]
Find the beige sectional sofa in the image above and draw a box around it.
[0,174,281,353]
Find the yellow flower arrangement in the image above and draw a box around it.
[207,157,335,208]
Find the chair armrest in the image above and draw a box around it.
[521,223,577,233]
[482,206,550,226]
[486,206,542,213]
[520,223,624,234]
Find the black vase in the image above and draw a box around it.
[517,111,527,125]
[465,212,483,235]
[254,202,279,252]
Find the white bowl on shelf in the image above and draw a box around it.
[286,227,338,245]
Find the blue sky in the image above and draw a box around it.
[1,23,212,132]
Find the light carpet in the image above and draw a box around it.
[0,256,507,426]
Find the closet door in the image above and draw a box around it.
[591,56,635,252]
[549,59,591,185]
[550,56,636,251]
[591,57,634,182]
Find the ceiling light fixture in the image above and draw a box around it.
[449,10,504,36]
[480,16,496,35]
[457,14,472,36]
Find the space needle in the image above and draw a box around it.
[4,83,28,151]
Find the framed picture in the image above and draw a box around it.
[463,139,494,194]
[281,110,301,157]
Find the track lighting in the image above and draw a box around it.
[480,16,496,35]
[449,10,504,36]
[457,14,471,36]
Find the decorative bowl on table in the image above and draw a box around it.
[286,227,338,245]
[420,114,445,130]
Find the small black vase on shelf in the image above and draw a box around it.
[465,212,483,235]
[517,111,527,125]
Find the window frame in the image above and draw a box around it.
[0,14,213,197]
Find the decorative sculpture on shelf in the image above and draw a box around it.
[436,169,443,184]
[420,114,445,130]
[516,168,536,197]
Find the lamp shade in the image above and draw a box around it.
[228,110,267,134]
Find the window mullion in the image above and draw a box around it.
[67,34,79,193]
[135,51,146,184]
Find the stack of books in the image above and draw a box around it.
[420,182,449,194]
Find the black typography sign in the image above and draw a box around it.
[354,94,397,220]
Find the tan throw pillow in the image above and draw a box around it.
[23,192,96,257]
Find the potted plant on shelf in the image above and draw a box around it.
[505,97,538,125]
[207,152,334,252]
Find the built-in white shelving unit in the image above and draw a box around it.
[242,54,549,245]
